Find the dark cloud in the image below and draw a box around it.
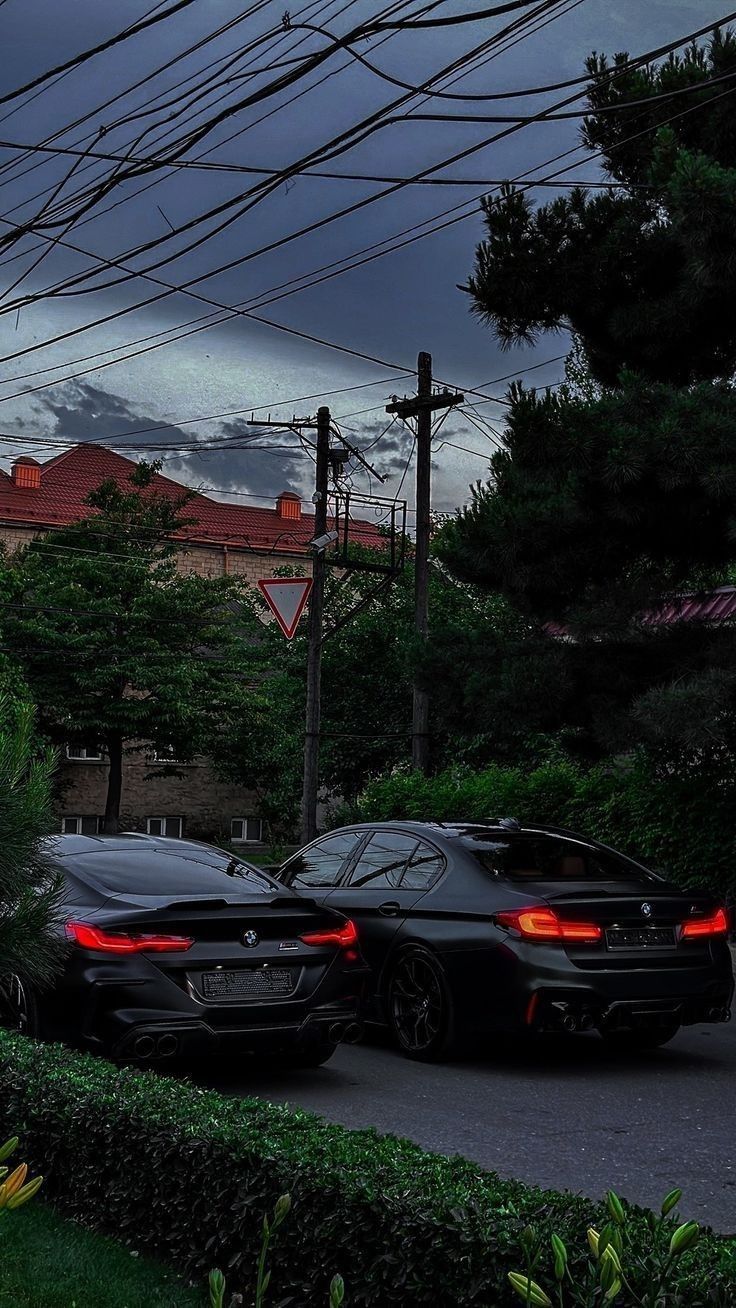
[29,379,193,448]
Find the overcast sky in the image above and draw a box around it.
[0,0,727,521]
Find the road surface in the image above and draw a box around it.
[196,1021,736,1233]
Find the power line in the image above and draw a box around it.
[0,0,201,110]
[0,3,730,374]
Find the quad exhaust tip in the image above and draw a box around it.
[327,1021,363,1044]
[132,1032,179,1060]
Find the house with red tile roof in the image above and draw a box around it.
[0,443,383,843]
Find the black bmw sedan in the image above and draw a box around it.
[0,833,366,1067]
[279,819,734,1060]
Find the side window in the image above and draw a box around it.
[285,832,361,889]
[346,832,419,889]
[401,840,445,890]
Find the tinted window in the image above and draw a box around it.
[401,840,445,890]
[472,835,657,884]
[346,832,419,889]
[66,848,276,896]
[285,832,361,888]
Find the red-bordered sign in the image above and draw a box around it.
[257,577,313,639]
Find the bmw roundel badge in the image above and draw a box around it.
[243,929,259,948]
[640,902,653,919]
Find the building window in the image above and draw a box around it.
[62,816,101,835]
[66,744,103,762]
[231,817,263,844]
[146,816,183,838]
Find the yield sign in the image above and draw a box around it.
[257,577,313,639]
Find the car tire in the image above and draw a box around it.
[0,973,41,1038]
[601,1020,681,1051]
[387,946,455,1062]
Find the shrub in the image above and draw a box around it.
[0,694,65,991]
[342,755,736,900]
[0,1033,734,1307]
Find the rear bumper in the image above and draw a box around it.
[41,951,369,1062]
[108,998,362,1061]
[443,938,734,1036]
[530,987,733,1034]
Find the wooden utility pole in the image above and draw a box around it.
[301,404,331,843]
[387,354,463,774]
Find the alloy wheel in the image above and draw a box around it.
[389,952,446,1055]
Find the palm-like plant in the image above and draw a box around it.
[0,692,64,1028]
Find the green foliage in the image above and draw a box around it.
[0,462,261,831]
[510,1188,706,1306]
[215,553,510,824]
[445,27,736,763]
[0,1033,734,1308]
[0,694,65,989]
[436,379,736,624]
[464,30,736,387]
[345,753,736,899]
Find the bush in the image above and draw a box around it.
[341,754,736,900]
[0,1033,734,1307]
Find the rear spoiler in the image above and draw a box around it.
[164,895,320,912]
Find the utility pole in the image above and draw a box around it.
[387,354,463,774]
[301,405,330,844]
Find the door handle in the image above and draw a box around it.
[378,901,400,917]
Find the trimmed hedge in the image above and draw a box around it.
[0,1033,735,1306]
[337,756,736,900]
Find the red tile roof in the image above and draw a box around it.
[0,443,383,555]
[646,587,736,625]
[545,587,736,638]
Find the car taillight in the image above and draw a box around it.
[299,919,359,948]
[681,907,730,939]
[66,922,194,954]
[495,907,602,944]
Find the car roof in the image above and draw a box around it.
[332,819,588,842]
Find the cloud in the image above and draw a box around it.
[28,379,310,502]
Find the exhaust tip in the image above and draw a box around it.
[157,1034,179,1057]
[343,1022,363,1044]
[133,1034,155,1059]
[328,1022,346,1043]
[561,1014,578,1033]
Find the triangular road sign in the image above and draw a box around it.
[257,577,313,639]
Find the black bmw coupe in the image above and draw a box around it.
[279,819,734,1060]
[0,833,366,1066]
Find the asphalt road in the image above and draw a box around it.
[196,1021,736,1234]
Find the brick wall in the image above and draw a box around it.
[58,755,265,842]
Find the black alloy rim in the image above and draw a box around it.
[390,954,444,1053]
[0,974,30,1034]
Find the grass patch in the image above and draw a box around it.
[0,1202,204,1307]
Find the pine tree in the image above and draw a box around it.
[437,26,736,758]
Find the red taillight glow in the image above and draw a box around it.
[66,922,194,954]
[681,907,730,939]
[299,919,359,949]
[496,907,602,944]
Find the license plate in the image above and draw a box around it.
[202,968,296,999]
[606,927,675,949]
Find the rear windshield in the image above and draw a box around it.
[66,848,278,896]
[470,835,658,884]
